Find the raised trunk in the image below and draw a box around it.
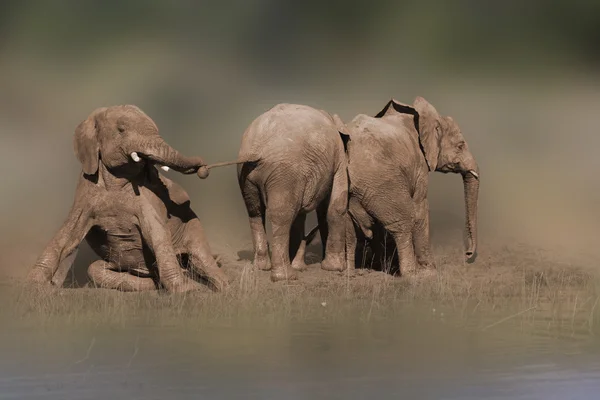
[140,137,205,174]
[462,170,479,261]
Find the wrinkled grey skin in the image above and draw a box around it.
[27,105,229,293]
[237,103,349,282]
[343,97,480,275]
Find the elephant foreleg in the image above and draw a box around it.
[88,260,157,292]
[321,166,348,272]
[182,219,230,292]
[28,201,92,285]
[385,219,417,276]
[413,199,436,270]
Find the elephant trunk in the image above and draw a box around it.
[138,137,205,174]
[462,163,479,262]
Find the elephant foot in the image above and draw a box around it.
[399,263,418,277]
[27,267,53,285]
[291,260,308,272]
[418,259,437,270]
[337,268,357,278]
[253,254,272,271]
[321,255,345,272]
[270,266,298,282]
[204,268,231,292]
[417,268,437,278]
[167,277,202,293]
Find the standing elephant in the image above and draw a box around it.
[27,105,229,293]
[237,103,349,282]
[344,97,480,275]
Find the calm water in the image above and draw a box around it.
[1,304,600,399]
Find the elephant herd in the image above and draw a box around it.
[27,97,479,294]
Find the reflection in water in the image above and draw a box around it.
[1,306,600,399]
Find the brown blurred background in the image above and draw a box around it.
[1,0,599,280]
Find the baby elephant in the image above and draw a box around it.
[237,103,350,282]
[28,105,229,293]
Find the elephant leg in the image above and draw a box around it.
[240,179,271,271]
[385,219,417,276]
[267,191,298,282]
[138,192,200,293]
[413,199,436,270]
[348,196,374,240]
[345,214,358,273]
[88,260,157,292]
[182,219,230,292]
[290,212,308,271]
[321,166,348,272]
[316,200,328,260]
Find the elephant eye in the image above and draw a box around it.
[117,126,125,134]
[457,141,466,150]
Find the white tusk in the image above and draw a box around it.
[130,152,141,162]
[469,170,479,179]
[160,165,170,171]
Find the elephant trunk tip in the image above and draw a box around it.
[197,166,210,179]
[465,249,477,264]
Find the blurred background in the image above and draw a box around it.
[1,0,599,279]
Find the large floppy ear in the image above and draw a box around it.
[374,99,394,118]
[413,96,441,171]
[73,107,106,175]
[374,98,417,119]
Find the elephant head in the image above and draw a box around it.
[413,97,479,262]
[73,105,205,177]
[376,97,480,262]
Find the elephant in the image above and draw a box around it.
[27,105,229,293]
[341,96,480,276]
[236,103,350,282]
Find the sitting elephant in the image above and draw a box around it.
[27,105,229,293]
[237,103,350,282]
[343,97,480,275]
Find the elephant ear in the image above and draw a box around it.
[331,113,351,152]
[73,107,106,175]
[413,96,441,171]
[374,98,417,119]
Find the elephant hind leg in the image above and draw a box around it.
[239,178,271,271]
[181,219,230,292]
[88,261,157,292]
[266,190,299,282]
[290,212,308,271]
[316,200,329,261]
[320,165,349,272]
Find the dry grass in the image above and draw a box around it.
[3,242,600,338]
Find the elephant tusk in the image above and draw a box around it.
[160,165,170,171]
[131,152,141,162]
[469,170,479,179]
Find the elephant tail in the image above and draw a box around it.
[305,225,320,246]
[197,157,260,179]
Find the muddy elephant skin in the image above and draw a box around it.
[27,105,229,293]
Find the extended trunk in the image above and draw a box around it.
[139,137,204,174]
[463,170,479,261]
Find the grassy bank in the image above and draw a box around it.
[3,243,599,338]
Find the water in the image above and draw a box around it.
[1,304,600,399]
